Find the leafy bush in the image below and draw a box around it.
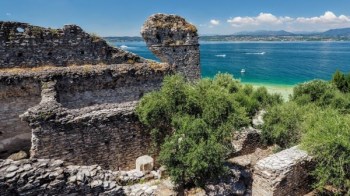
[332,70,350,93]
[159,115,229,187]
[301,108,350,194]
[291,80,336,104]
[261,102,316,148]
[291,79,350,114]
[136,73,282,187]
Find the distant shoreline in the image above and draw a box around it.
[243,82,295,101]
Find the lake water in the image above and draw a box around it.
[112,41,350,86]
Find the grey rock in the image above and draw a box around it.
[6,165,18,172]
[7,150,28,161]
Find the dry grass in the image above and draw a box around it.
[148,61,169,72]
[0,63,108,74]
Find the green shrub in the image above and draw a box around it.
[159,115,229,187]
[291,79,350,114]
[301,108,350,194]
[332,70,350,93]
[291,80,336,103]
[261,102,317,148]
[136,73,281,187]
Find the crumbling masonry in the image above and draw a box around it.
[0,14,200,170]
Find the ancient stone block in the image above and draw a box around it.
[252,146,314,196]
[141,14,200,80]
[7,150,28,161]
[232,127,264,156]
[136,155,154,172]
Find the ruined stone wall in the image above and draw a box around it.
[0,78,41,158]
[13,63,171,170]
[0,14,200,171]
[30,103,151,170]
[252,146,314,196]
[56,66,163,109]
[142,14,200,80]
[0,22,143,68]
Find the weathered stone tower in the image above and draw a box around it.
[141,14,200,80]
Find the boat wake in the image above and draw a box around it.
[245,52,265,55]
[119,45,138,50]
[215,54,226,58]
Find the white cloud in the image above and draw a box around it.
[296,11,350,24]
[6,13,11,16]
[227,13,288,26]
[227,11,350,32]
[210,19,220,26]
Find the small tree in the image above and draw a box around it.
[332,70,348,93]
[136,73,281,187]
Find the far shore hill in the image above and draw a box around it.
[104,27,350,42]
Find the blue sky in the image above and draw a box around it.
[1,0,350,36]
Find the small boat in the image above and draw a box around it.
[120,45,128,49]
[241,69,246,73]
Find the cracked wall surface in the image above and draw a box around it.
[0,22,144,68]
[252,146,314,196]
[0,14,199,170]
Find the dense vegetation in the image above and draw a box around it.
[136,74,281,187]
[137,71,350,194]
[262,71,350,194]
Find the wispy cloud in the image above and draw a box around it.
[227,11,350,32]
[210,19,220,26]
[6,13,11,16]
[296,11,350,24]
[227,13,292,26]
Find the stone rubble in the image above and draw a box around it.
[0,158,161,195]
[232,127,265,156]
[252,146,314,196]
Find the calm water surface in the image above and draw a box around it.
[113,41,350,86]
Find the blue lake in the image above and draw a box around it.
[112,41,350,86]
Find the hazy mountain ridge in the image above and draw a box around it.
[104,27,350,42]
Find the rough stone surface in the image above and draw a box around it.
[0,158,160,195]
[252,146,314,196]
[7,150,28,161]
[229,146,275,169]
[204,164,252,196]
[141,14,200,80]
[14,63,171,170]
[0,77,41,158]
[0,15,199,168]
[232,127,264,156]
[252,110,266,128]
[136,155,154,172]
[0,22,144,68]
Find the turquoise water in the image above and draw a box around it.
[113,41,350,86]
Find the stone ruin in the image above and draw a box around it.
[0,13,316,195]
[0,22,143,68]
[0,14,200,170]
[141,14,200,80]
